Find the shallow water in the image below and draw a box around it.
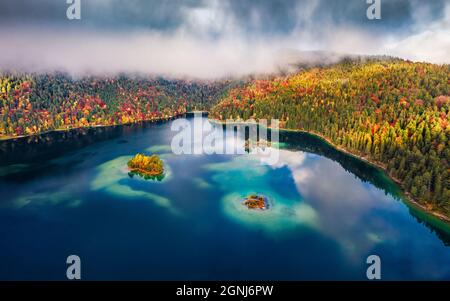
[0,117,449,280]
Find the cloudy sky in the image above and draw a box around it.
[0,0,448,78]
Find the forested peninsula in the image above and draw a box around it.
[211,60,450,218]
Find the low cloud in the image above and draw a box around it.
[386,4,450,64]
[0,28,288,79]
[0,0,448,78]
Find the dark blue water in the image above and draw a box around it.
[0,117,449,280]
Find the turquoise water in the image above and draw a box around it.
[0,117,449,280]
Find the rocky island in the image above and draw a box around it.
[242,194,270,210]
[127,153,165,180]
[244,139,272,152]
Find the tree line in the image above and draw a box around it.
[0,73,237,138]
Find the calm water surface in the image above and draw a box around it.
[0,117,449,280]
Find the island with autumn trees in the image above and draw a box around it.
[127,153,165,180]
[211,59,450,220]
[243,194,270,210]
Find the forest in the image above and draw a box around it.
[210,59,450,216]
[0,73,237,139]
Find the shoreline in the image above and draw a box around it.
[1,114,448,226]
[282,128,450,224]
[208,117,450,225]
[0,114,185,142]
[128,168,164,177]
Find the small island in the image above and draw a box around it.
[244,139,272,153]
[127,153,165,181]
[242,194,270,210]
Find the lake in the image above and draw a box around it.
[0,116,449,280]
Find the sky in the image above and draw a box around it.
[0,0,448,78]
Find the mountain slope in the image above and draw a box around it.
[211,60,450,216]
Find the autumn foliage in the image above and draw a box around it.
[211,60,450,215]
[127,153,164,178]
[0,75,236,138]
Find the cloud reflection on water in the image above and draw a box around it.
[264,148,450,279]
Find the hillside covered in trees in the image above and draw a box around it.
[0,74,237,139]
[210,60,450,217]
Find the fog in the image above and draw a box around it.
[0,0,448,79]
